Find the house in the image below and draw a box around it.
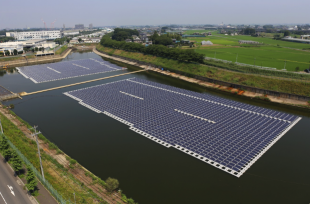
[125,39,132,43]
[133,36,142,43]
[70,40,79,44]
[181,39,190,44]
[201,40,213,45]
[172,39,176,43]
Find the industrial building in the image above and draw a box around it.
[6,31,61,41]
[0,43,23,55]
[89,24,93,29]
[0,39,56,56]
[75,24,84,29]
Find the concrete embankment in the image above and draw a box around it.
[0,49,72,69]
[93,48,310,108]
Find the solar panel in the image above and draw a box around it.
[63,78,301,177]
[16,58,126,83]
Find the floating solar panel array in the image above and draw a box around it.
[16,58,126,83]
[64,78,301,177]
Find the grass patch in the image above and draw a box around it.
[55,45,68,55]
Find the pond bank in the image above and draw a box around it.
[93,48,310,110]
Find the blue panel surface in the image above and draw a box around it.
[64,78,301,177]
[17,58,125,83]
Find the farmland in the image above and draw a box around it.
[184,34,310,71]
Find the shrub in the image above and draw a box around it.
[106,177,119,192]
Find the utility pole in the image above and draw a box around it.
[30,126,45,181]
[73,192,76,204]
[0,118,3,134]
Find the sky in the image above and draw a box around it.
[1,0,310,29]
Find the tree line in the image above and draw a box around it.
[0,36,15,43]
[149,31,182,46]
[100,35,204,63]
[112,28,139,41]
[0,135,38,195]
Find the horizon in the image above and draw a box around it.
[1,0,309,29]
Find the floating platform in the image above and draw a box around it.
[64,78,301,177]
[16,58,126,83]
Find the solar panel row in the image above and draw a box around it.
[17,58,125,83]
[64,78,301,177]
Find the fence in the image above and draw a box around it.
[0,132,69,204]
[97,49,310,102]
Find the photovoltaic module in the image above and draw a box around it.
[16,58,125,83]
[64,78,301,177]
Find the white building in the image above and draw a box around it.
[0,39,57,56]
[6,30,61,40]
[0,43,23,55]
[201,40,213,45]
[63,31,79,36]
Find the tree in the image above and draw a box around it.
[105,177,119,192]
[66,38,70,43]
[35,47,38,51]
[0,135,9,150]
[13,49,18,55]
[26,165,37,194]
[3,149,12,161]
[78,38,82,43]
[41,47,45,53]
[283,30,290,37]
[295,67,300,72]
[10,150,23,173]
[5,50,10,56]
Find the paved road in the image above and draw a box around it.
[0,158,33,204]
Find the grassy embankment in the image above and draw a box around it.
[0,106,133,204]
[0,109,102,203]
[97,44,310,97]
[0,55,36,63]
[185,34,310,71]
[55,45,68,55]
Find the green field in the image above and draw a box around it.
[183,30,216,35]
[195,46,310,71]
[185,34,310,71]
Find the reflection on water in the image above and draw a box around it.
[1,51,310,204]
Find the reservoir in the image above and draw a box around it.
[1,51,310,204]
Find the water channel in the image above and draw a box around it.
[1,51,310,204]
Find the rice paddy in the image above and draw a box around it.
[185,34,310,71]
